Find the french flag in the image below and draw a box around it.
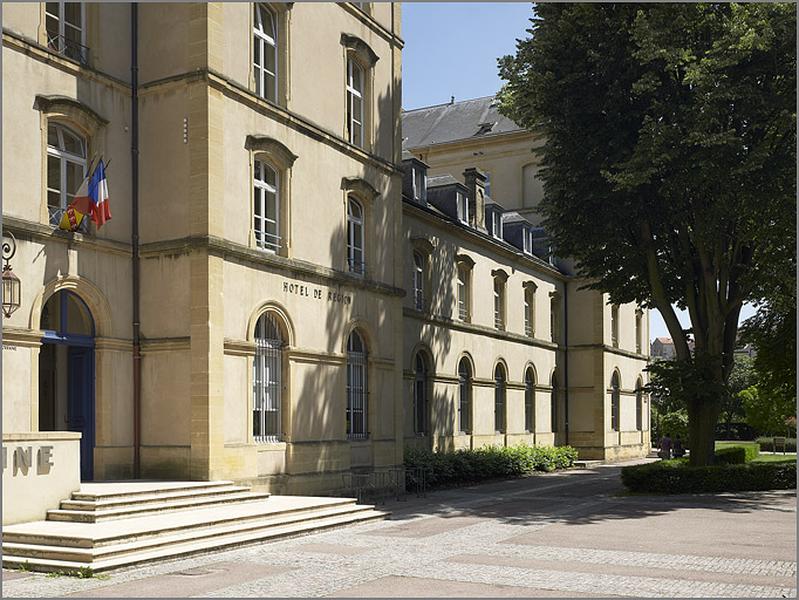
[73,159,111,228]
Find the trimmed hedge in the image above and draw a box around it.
[715,443,759,464]
[404,445,578,489]
[756,437,797,453]
[621,461,796,494]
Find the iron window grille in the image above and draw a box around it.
[253,313,283,443]
[494,367,506,433]
[346,331,368,439]
[458,360,472,434]
[413,354,428,435]
[525,372,535,432]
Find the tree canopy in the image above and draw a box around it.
[498,3,796,464]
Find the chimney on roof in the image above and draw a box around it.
[463,167,487,231]
[450,95,455,105]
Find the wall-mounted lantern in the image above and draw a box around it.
[2,231,21,319]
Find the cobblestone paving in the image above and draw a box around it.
[2,466,796,598]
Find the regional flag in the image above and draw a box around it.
[58,159,112,232]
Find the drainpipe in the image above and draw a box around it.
[563,279,569,445]
[131,3,141,478]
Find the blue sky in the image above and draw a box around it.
[402,2,534,110]
[401,2,758,342]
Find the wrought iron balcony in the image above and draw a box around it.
[348,257,366,276]
[47,34,90,66]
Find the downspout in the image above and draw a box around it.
[131,3,141,478]
[563,279,569,445]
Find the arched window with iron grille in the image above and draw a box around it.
[346,330,368,439]
[253,312,283,442]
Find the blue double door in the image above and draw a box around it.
[39,291,96,481]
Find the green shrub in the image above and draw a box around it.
[714,446,747,465]
[714,443,759,464]
[756,437,797,453]
[404,444,578,489]
[621,461,796,494]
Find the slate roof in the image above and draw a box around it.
[402,95,523,150]
[426,174,460,188]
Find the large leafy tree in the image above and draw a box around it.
[498,3,796,465]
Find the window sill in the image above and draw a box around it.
[254,440,287,451]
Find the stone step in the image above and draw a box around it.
[69,480,237,502]
[48,490,272,523]
[3,504,380,563]
[2,507,386,573]
[3,495,361,548]
[60,485,256,511]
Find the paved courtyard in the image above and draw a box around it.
[3,463,796,598]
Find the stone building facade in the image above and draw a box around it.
[402,96,651,460]
[2,1,404,494]
[2,3,648,513]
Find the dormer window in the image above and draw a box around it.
[522,227,533,255]
[456,191,469,224]
[412,166,426,203]
[488,210,503,240]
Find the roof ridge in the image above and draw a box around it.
[402,93,498,114]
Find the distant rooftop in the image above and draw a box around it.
[402,95,523,150]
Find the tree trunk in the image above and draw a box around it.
[687,399,720,466]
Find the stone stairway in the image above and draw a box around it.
[2,480,386,573]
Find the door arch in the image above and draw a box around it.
[39,290,95,480]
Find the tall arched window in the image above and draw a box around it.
[346,57,364,147]
[347,197,365,275]
[493,277,505,330]
[611,304,620,348]
[253,159,280,252]
[346,330,368,439]
[457,262,471,322]
[611,371,621,432]
[413,353,428,435]
[253,3,277,102]
[494,364,506,433]
[551,372,558,433]
[635,309,643,354]
[47,122,87,227]
[253,313,283,442]
[413,251,425,310]
[458,358,472,434]
[524,284,536,337]
[635,377,644,431]
[525,367,536,432]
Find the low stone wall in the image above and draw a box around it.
[2,432,81,524]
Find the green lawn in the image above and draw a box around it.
[714,440,796,463]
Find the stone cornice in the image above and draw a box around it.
[403,201,566,281]
[139,234,405,298]
[403,307,560,352]
[2,215,132,258]
[569,343,649,361]
[2,30,131,94]
[338,3,404,49]
[138,68,402,177]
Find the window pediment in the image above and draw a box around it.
[491,268,509,282]
[341,177,379,202]
[245,135,298,169]
[341,33,379,67]
[410,236,435,256]
[34,95,107,137]
[455,253,475,269]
